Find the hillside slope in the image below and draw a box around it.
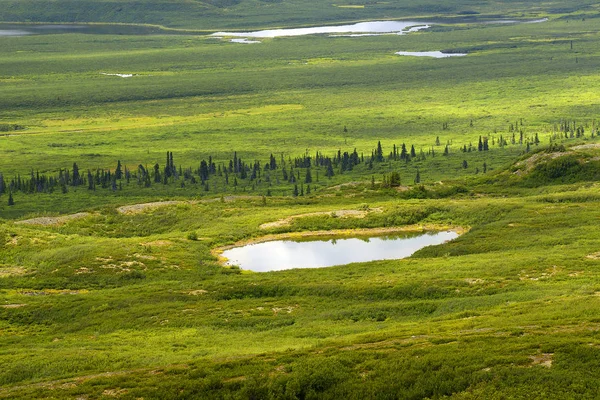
[0,0,596,29]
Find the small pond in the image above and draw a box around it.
[395,51,467,58]
[230,38,262,44]
[212,20,431,38]
[222,231,458,272]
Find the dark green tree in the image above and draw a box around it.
[87,170,94,190]
[376,141,384,162]
[115,160,123,180]
[154,164,161,183]
[72,162,80,186]
[326,162,334,178]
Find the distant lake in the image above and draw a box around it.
[0,23,180,37]
[1,18,548,38]
[212,20,432,38]
[395,51,467,58]
[0,29,32,36]
[222,231,459,272]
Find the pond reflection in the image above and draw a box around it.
[212,20,431,38]
[222,231,458,272]
[395,51,467,58]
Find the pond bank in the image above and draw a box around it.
[212,224,468,270]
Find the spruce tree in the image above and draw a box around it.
[165,152,172,178]
[376,141,383,162]
[8,191,14,206]
[115,160,123,180]
[72,162,80,186]
[326,162,334,178]
[305,168,312,184]
[154,164,161,183]
[87,170,94,190]
[400,144,407,160]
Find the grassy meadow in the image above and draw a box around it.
[2,4,600,399]
[2,0,595,29]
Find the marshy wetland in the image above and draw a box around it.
[1,1,600,398]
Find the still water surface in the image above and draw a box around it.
[212,20,430,38]
[222,231,458,272]
[0,23,176,37]
[395,51,467,58]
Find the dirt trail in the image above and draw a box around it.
[15,212,90,226]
